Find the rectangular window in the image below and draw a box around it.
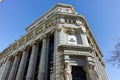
[34,42,42,80]
[47,34,54,80]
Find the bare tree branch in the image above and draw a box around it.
[108,40,120,67]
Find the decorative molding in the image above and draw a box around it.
[86,64,99,80]
[42,34,47,39]
[58,44,92,52]
[69,38,76,42]
[6,55,14,61]
[3,58,7,63]
[64,50,91,56]
[21,47,27,51]
[62,27,81,35]
[31,40,37,46]
[55,27,62,32]
[15,52,21,58]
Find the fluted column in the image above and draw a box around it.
[0,61,5,79]
[1,56,13,80]
[15,48,28,80]
[8,53,20,80]
[38,36,49,80]
[26,41,38,80]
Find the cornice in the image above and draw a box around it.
[81,16,103,58]
[25,3,74,32]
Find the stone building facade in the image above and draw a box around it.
[0,3,108,80]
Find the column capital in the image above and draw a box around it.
[6,55,14,61]
[3,58,7,63]
[31,40,37,46]
[12,53,17,58]
[21,46,27,51]
[41,34,50,40]
[42,34,47,39]
[50,28,56,33]
[56,24,63,32]
[15,52,21,58]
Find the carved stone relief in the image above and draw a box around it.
[87,64,99,80]
[68,35,77,44]
[64,62,72,80]
[92,69,99,80]
[62,27,81,35]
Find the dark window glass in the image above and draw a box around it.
[23,47,32,80]
[75,34,82,44]
[34,42,42,80]
[47,34,54,80]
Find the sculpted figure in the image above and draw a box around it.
[64,63,72,80]
[88,65,93,80]
[88,64,99,80]
[92,69,99,80]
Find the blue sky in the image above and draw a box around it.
[0,0,120,80]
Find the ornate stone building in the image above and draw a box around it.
[0,3,108,80]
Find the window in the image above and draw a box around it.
[47,34,54,80]
[75,34,82,44]
[34,42,42,80]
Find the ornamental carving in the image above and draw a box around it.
[55,25,86,35]
[62,27,81,35]
[92,70,99,80]
[64,63,72,80]
[69,38,76,42]
[87,64,99,80]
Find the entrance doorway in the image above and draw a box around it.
[72,66,87,80]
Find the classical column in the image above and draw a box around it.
[0,61,5,79]
[15,48,28,80]
[8,53,20,80]
[1,56,13,80]
[26,41,38,80]
[38,36,49,80]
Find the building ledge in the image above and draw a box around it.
[58,44,92,51]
